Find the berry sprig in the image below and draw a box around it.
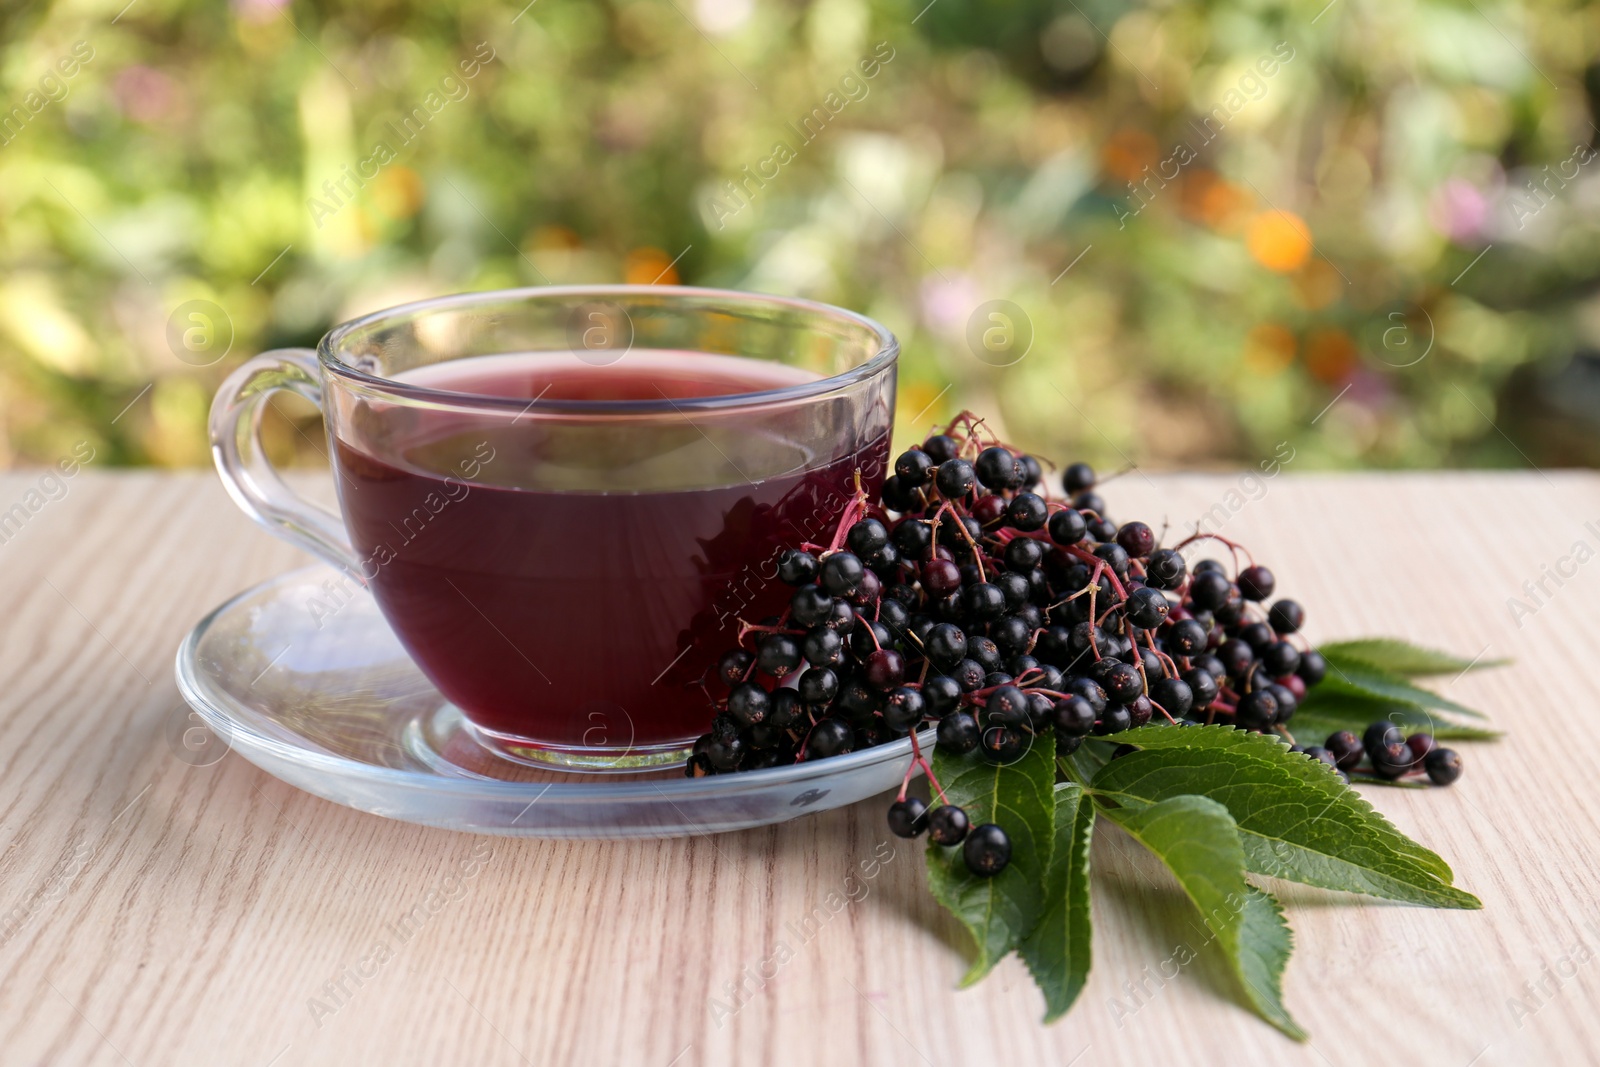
[685,411,1465,882]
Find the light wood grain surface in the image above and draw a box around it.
[2,469,1598,1067]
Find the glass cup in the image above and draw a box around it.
[210,286,899,772]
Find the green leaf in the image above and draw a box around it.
[1059,736,1115,785]
[1092,745,1480,908]
[1317,656,1487,720]
[1099,725,1461,887]
[1292,689,1501,742]
[1100,795,1306,1040]
[926,737,1056,985]
[1019,783,1096,1023]
[1318,638,1507,677]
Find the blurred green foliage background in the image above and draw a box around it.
[1,0,1598,473]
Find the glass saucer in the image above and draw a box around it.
[175,565,931,838]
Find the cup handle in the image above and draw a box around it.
[209,348,361,577]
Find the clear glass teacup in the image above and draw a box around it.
[210,286,899,771]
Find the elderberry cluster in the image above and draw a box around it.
[1308,723,1463,785]
[686,414,1458,879]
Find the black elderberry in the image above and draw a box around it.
[1302,745,1338,770]
[1103,661,1145,704]
[1267,599,1305,634]
[882,686,927,732]
[1017,454,1043,490]
[964,582,1007,620]
[705,734,746,771]
[1063,462,1096,495]
[1238,565,1276,601]
[1213,595,1245,627]
[727,682,771,726]
[1406,733,1435,764]
[952,658,987,692]
[1324,730,1363,771]
[849,620,893,658]
[975,446,1022,490]
[925,622,968,666]
[1235,688,1278,730]
[969,639,1004,676]
[1192,653,1226,680]
[892,518,933,558]
[964,824,1012,876]
[878,598,911,635]
[1088,518,1118,543]
[928,804,970,845]
[716,649,753,688]
[923,674,963,715]
[1296,650,1328,685]
[922,558,962,596]
[923,433,959,463]
[1363,720,1404,757]
[1370,741,1412,780]
[847,518,889,556]
[1145,548,1187,590]
[1125,586,1171,630]
[1093,704,1133,735]
[996,571,1031,610]
[836,678,882,720]
[802,625,845,668]
[798,666,839,705]
[864,542,900,578]
[880,475,917,512]
[1053,695,1096,736]
[1182,667,1219,710]
[864,649,906,690]
[1069,622,1109,660]
[768,688,802,729]
[1006,492,1049,532]
[1149,677,1194,718]
[1424,747,1463,786]
[1262,641,1301,678]
[820,552,865,596]
[1268,683,1298,723]
[980,725,1030,763]
[848,569,882,607]
[1190,571,1232,611]
[937,710,981,754]
[1239,622,1275,654]
[1064,675,1109,714]
[989,616,1031,658]
[985,686,1031,727]
[1127,695,1154,727]
[1047,508,1088,546]
[1092,542,1131,580]
[1116,521,1156,558]
[1026,692,1055,730]
[804,718,853,759]
[1074,490,1107,517]
[1218,638,1255,678]
[1193,559,1225,575]
[790,585,835,628]
[935,458,978,499]
[1167,619,1209,656]
[1004,537,1045,574]
[894,449,935,486]
[777,548,820,586]
[887,797,928,838]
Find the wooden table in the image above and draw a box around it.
[2,470,1597,1066]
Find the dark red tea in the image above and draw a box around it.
[333,352,888,758]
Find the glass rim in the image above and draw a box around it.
[317,284,900,416]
